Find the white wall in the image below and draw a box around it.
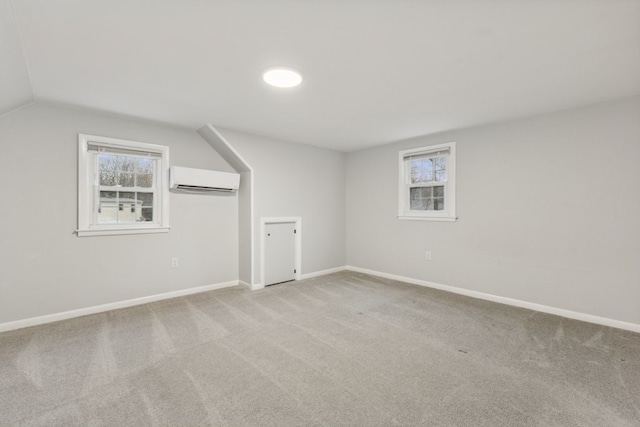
[217,128,346,284]
[238,170,253,284]
[196,125,254,286]
[347,96,640,325]
[3,97,637,328]
[0,102,238,324]
[0,0,33,115]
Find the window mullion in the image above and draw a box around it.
[92,154,99,226]
[410,182,439,188]
[153,159,159,223]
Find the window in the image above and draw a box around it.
[398,142,456,221]
[77,134,170,236]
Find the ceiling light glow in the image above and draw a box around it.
[263,68,303,88]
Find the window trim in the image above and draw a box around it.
[77,134,170,237]
[398,142,457,222]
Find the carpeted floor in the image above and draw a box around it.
[0,271,639,426]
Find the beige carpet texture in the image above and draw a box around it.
[0,271,639,426]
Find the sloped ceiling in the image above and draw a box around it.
[0,0,33,116]
[6,0,640,151]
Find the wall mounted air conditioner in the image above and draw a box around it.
[170,166,240,193]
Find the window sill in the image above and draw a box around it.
[76,226,170,237]
[398,215,457,222]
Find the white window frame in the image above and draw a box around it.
[398,142,457,222]
[77,134,170,237]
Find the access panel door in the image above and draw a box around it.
[264,222,296,286]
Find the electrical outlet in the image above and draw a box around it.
[171,258,179,268]
[425,251,432,261]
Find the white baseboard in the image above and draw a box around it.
[0,280,240,333]
[239,280,264,291]
[11,266,634,334]
[242,266,347,290]
[299,266,347,280]
[346,266,640,334]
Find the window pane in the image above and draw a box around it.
[425,199,434,210]
[98,191,117,223]
[99,171,116,186]
[409,187,436,211]
[410,198,426,210]
[135,158,153,174]
[100,191,116,200]
[99,155,118,185]
[117,192,138,223]
[435,171,447,182]
[98,154,154,224]
[98,205,118,223]
[117,156,136,172]
[408,186,446,212]
[409,187,420,208]
[138,192,154,222]
[137,192,153,206]
[410,158,434,183]
[118,173,135,187]
[97,191,148,224]
[434,157,447,171]
[120,191,135,201]
[99,154,117,171]
[140,207,153,222]
[410,187,428,202]
[433,198,445,211]
[136,173,153,188]
[414,187,431,199]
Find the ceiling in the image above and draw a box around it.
[3,0,640,151]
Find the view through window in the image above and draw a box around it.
[77,134,170,236]
[398,142,456,221]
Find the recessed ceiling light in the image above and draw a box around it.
[263,68,303,88]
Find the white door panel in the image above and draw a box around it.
[264,222,296,286]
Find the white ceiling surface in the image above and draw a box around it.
[7,0,640,151]
[0,0,33,116]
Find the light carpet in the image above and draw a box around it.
[0,271,639,426]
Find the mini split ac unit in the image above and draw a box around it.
[170,166,240,193]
